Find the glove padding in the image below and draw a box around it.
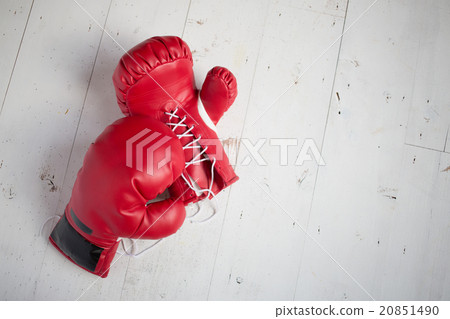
[49,116,186,277]
[112,36,238,205]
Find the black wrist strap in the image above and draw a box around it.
[50,213,103,272]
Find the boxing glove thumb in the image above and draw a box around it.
[199,66,238,125]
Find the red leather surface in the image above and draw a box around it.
[69,116,186,243]
[112,36,239,204]
[200,66,238,125]
[113,36,192,117]
[52,116,186,277]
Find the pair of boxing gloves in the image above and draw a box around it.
[49,36,238,277]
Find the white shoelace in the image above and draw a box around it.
[42,107,219,258]
[39,215,62,237]
[116,238,163,257]
[116,108,220,257]
[38,208,208,258]
[165,107,219,222]
[39,214,162,258]
[38,214,161,257]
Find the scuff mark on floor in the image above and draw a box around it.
[8,188,16,199]
[2,186,15,200]
[350,60,360,67]
[384,91,392,103]
[297,169,309,186]
[377,186,398,200]
[222,137,240,151]
[40,167,58,192]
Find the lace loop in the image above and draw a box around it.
[40,215,61,237]
[117,238,163,257]
[114,108,220,259]
[165,108,218,204]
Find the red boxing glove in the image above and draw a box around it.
[49,116,186,277]
[112,36,238,205]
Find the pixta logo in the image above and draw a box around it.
[126,128,172,176]
[212,137,325,167]
[240,138,326,166]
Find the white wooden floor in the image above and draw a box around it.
[0,0,449,301]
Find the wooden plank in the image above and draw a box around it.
[0,0,33,111]
[428,152,450,300]
[294,0,417,301]
[118,0,272,300]
[0,0,110,300]
[378,147,450,300]
[294,0,449,300]
[405,0,450,152]
[207,0,348,300]
[34,0,192,300]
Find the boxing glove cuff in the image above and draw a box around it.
[49,210,119,278]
